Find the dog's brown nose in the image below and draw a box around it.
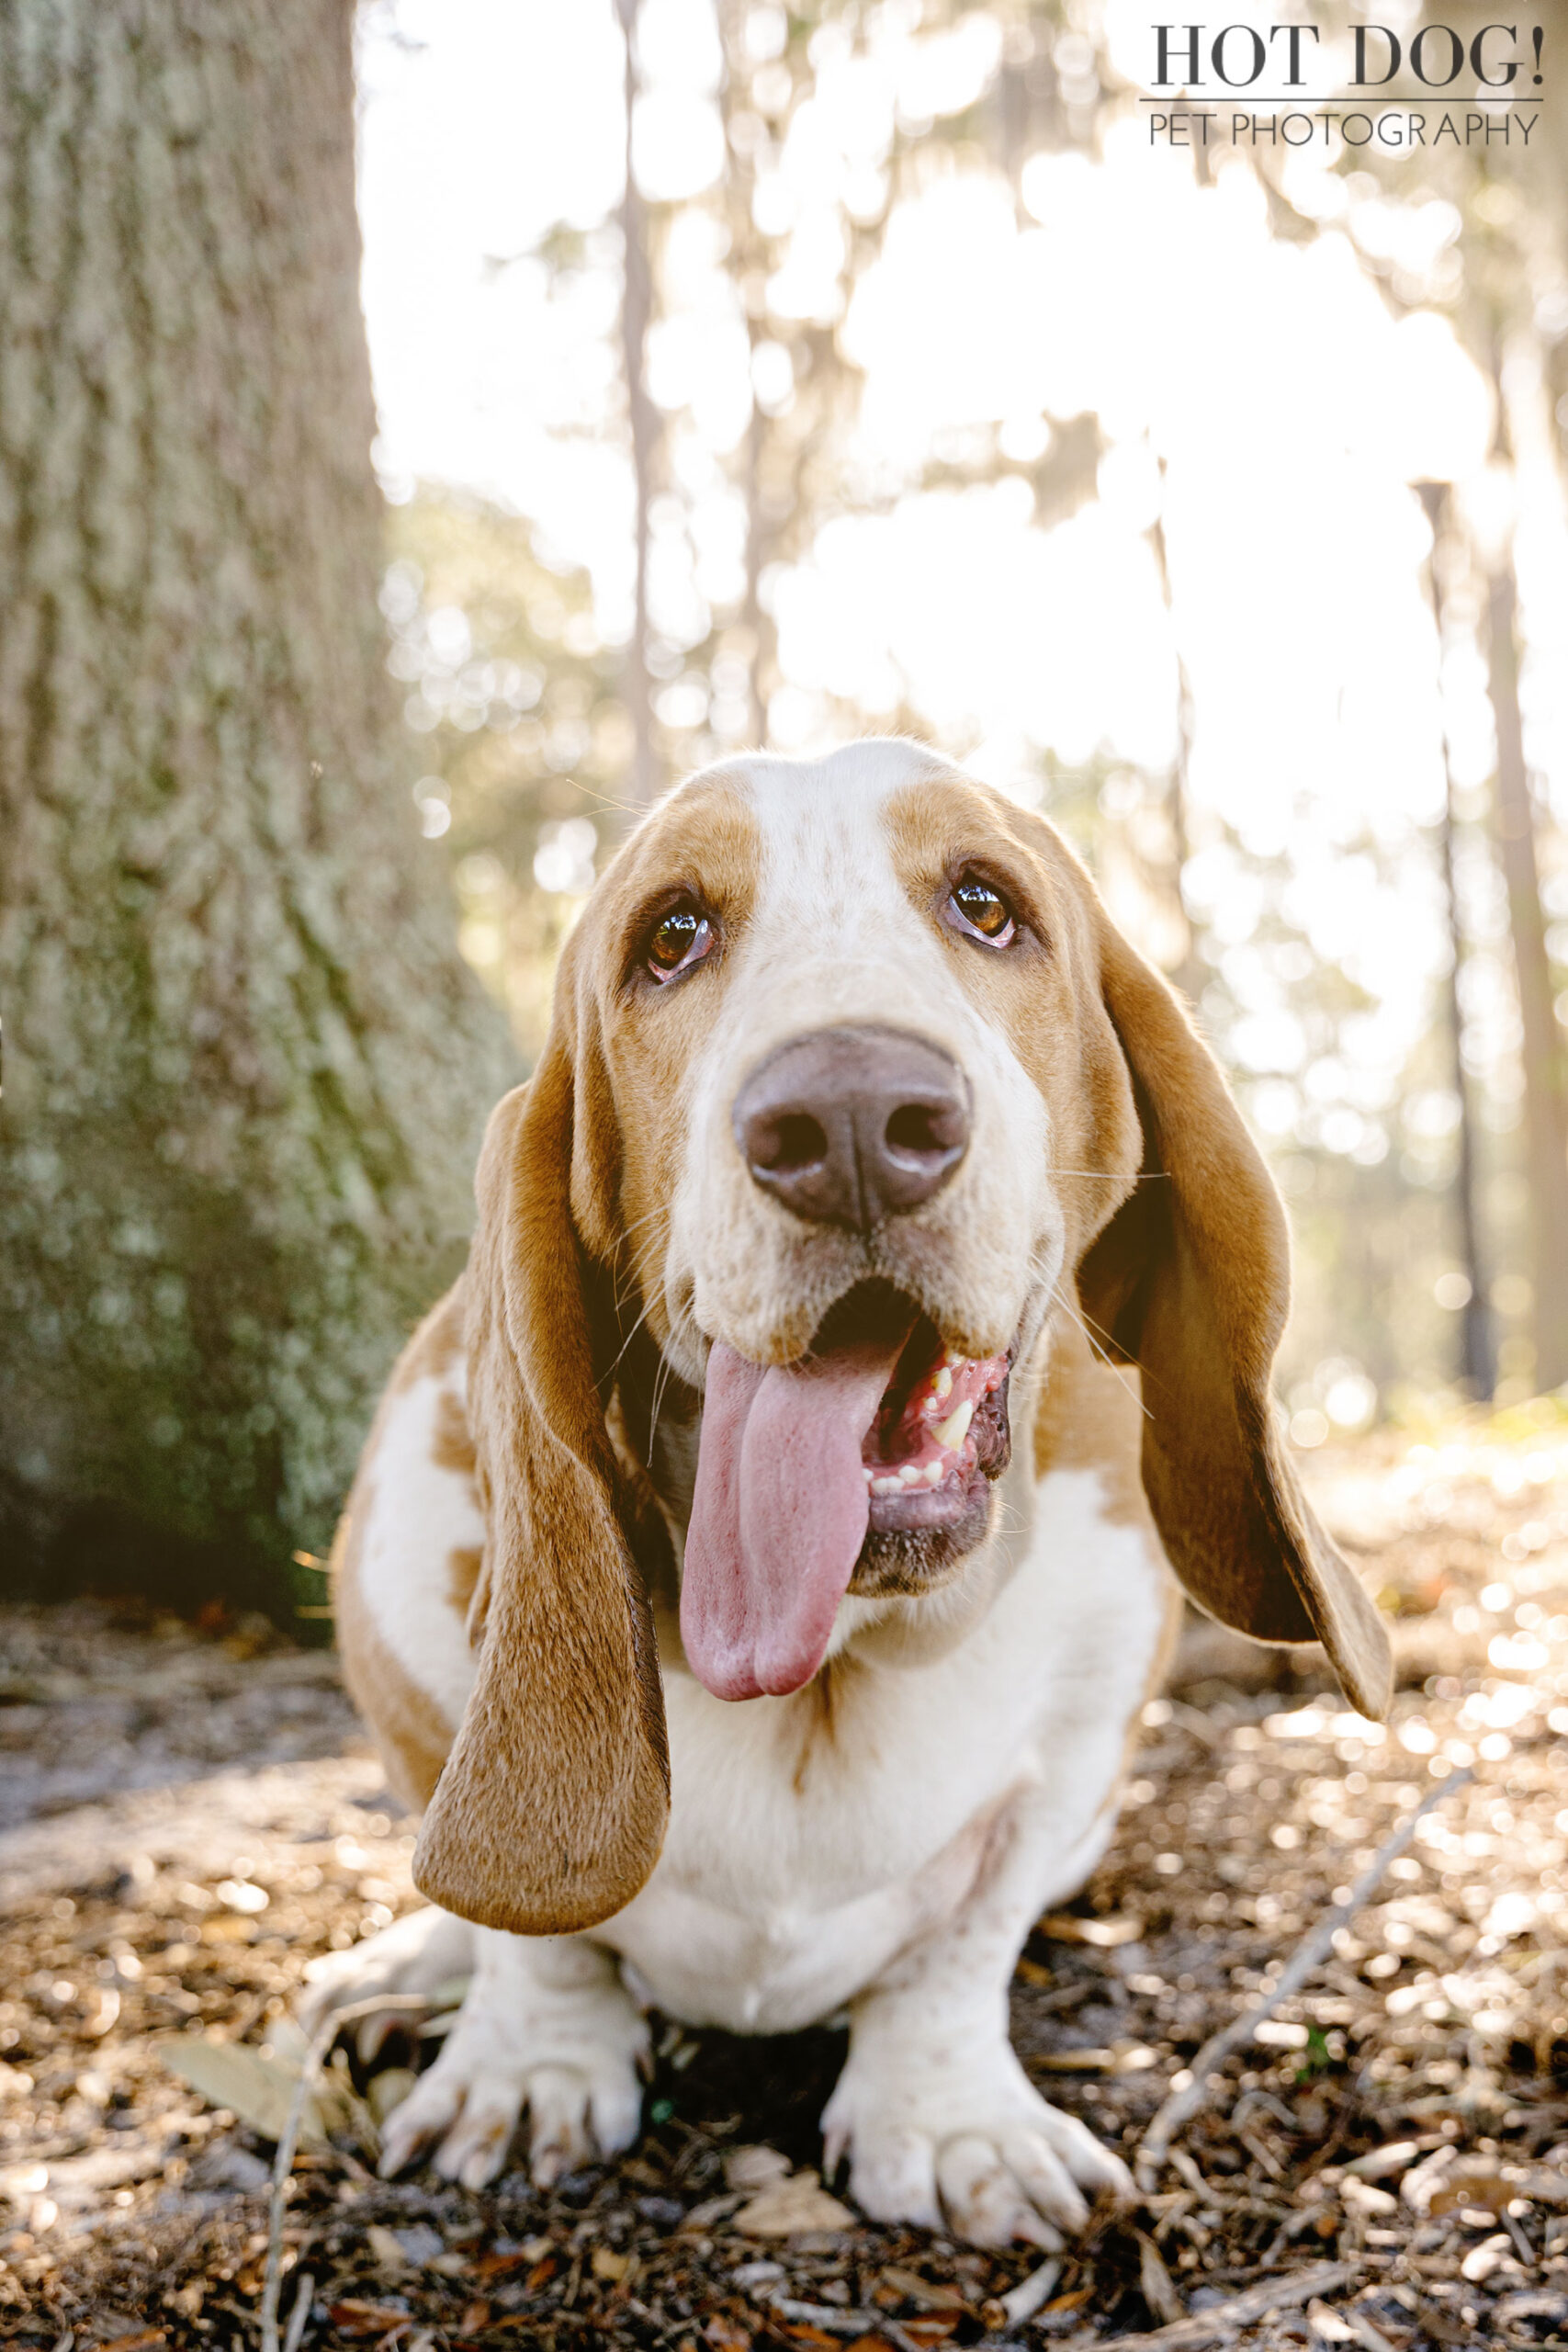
[734,1025,970,1230]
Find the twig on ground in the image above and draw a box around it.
[281,2271,314,2352]
[1136,1769,1474,2187]
[259,1996,428,2352]
[998,2256,1063,2326]
[1098,2257,1359,2347]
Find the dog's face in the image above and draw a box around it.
[571,744,1141,1693]
[411,741,1393,1939]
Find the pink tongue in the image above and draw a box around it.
[682,1334,909,1702]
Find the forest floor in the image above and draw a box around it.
[5,1402,1568,2352]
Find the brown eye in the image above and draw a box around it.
[645,899,716,983]
[945,871,1016,947]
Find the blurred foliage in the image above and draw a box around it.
[380,492,628,1056]
[372,0,1568,1430]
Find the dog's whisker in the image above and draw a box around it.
[1046,1281,1153,1422]
[647,1296,699,1461]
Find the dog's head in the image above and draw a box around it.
[413,742,1391,1933]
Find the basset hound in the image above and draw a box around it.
[304,739,1392,2248]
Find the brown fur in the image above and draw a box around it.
[412,1058,671,1938]
[434,1390,477,1479]
[1031,1309,1150,1532]
[886,777,1389,1720]
[791,1657,846,1794]
[447,1545,483,1611]
[389,1284,465,1395]
[343,758,1389,1946]
[1074,906,1391,1718]
[333,1476,455,1815]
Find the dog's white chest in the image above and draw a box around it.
[602,1465,1168,2035]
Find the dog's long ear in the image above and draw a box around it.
[1077,915,1392,1722]
[412,962,670,1935]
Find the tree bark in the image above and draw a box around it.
[615,0,658,804]
[0,0,513,1609]
[1418,482,1493,1397]
[1487,560,1568,1390]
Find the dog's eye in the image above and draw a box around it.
[944,871,1017,948]
[645,899,716,983]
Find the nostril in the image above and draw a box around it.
[886,1102,953,1160]
[761,1111,829,1174]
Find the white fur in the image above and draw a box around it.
[664,745,1059,1379]
[356,1368,485,1730]
[327,749,1172,2245]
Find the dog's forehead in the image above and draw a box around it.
[711,741,971,916]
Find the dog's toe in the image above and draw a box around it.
[299,1905,474,2057]
[845,2126,942,2233]
[525,2065,599,2188]
[938,2133,1067,2248]
[823,2045,1131,2249]
[378,2062,473,2180]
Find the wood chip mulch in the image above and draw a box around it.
[3,1406,1567,2352]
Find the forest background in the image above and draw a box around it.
[3,0,1567,1618]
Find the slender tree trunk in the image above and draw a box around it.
[1437,795,1495,1396]
[1418,482,1494,1396]
[1147,501,1203,1005]
[0,0,512,1610]
[717,0,776,752]
[615,0,658,804]
[739,401,769,749]
[1487,559,1568,1389]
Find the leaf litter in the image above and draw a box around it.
[3,1409,1568,2349]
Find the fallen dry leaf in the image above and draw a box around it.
[731,2166,856,2236]
[1427,2174,1512,2219]
[703,2316,752,2351]
[1038,1910,1145,1948]
[877,2267,965,2312]
[1137,2231,1185,2327]
[725,2143,794,2189]
[158,2032,341,2145]
[329,2302,416,2337]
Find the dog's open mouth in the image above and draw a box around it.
[681,1286,1013,1703]
[861,1314,1010,1532]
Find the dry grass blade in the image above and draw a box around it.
[258,1996,428,2352]
[1136,1769,1474,2185]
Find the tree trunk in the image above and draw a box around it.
[0,0,513,1611]
[1418,482,1493,1397]
[615,0,658,804]
[1487,560,1568,1390]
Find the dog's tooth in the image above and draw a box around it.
[898,1463,923,1486]
[871,1474,901,1496]
[923,1461,944,1486]
[931,1398,975,1453]
[932,1366,953,1400]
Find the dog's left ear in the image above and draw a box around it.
[412,933,671,1936]
[1076,908,1393,1722]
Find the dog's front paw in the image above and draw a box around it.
[377,1967,649,2192]
[820,2044,1132,2248]
[299,1904,475,2061]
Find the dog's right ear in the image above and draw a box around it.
[412,958,670,1935]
